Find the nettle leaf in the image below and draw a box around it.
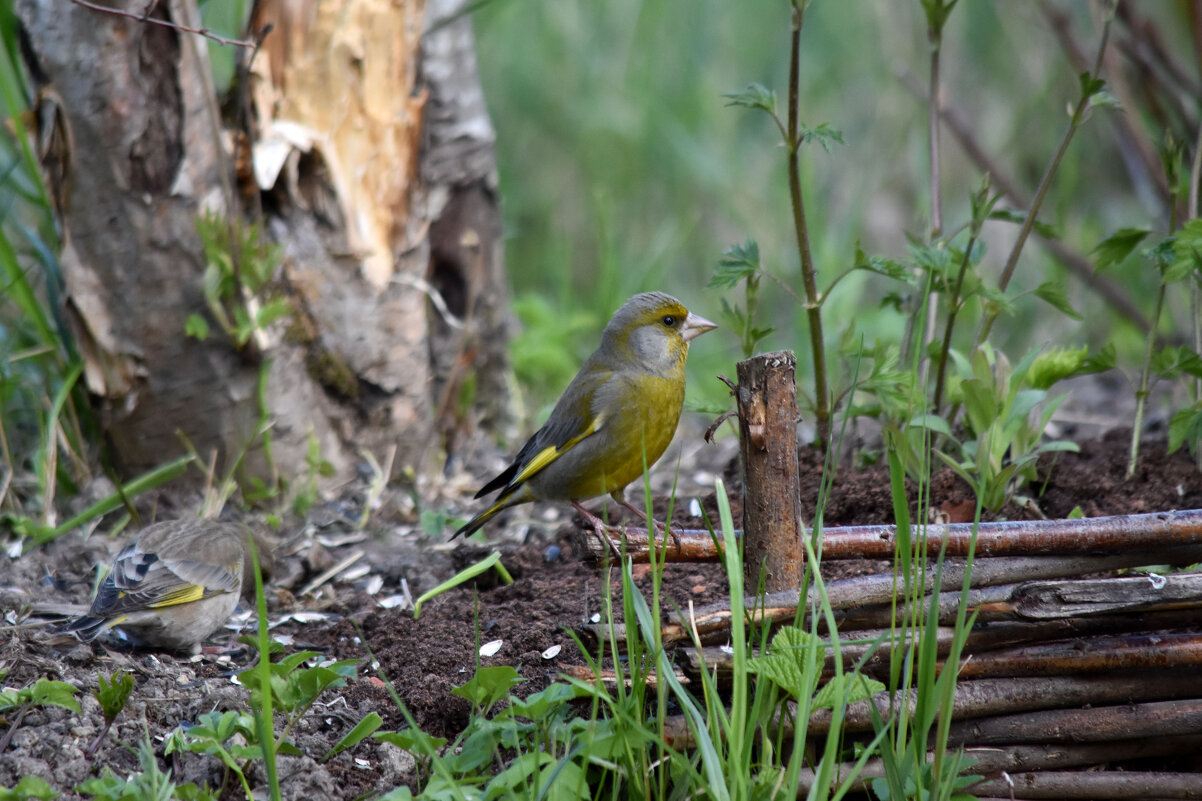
[95,671,134,722]
[722,83,776,114]
[908,240,953,277]
[799,122,845,152]
[1092,228,1150,271]
[1027,344,1114,388]
[988,208,1059,239]
[813,673,886,711]
[1026,346,1091,390]
[1083,343,1117,373]
[1169,405,1202,455]
[28,679,81,714]
[856,254,911,283]
[1152,346,1202,380]
[708,238,761,289]
[1169,219,1202,282]
[747,626,822,699]
[1033,281,1081,320]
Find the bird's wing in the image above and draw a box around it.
[88,542,240,617]
[475,368,614,500]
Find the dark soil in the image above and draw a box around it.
[4,425,1202,798]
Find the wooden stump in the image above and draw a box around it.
[736,351,804,593]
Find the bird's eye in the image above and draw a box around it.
[661,315,677,328]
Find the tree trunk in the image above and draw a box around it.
[16,0,507,488]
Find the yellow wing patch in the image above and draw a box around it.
[511,413,605,486]
[148,584,209,608]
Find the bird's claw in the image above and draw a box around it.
[573,502,623,561]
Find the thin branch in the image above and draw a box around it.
[582,508,1202,564]
[786,0,830,450]
[68,0,259,48]
[896,70,1151,333]
[976,9,1114,345]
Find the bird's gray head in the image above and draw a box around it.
[601,292,717,374]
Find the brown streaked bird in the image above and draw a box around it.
[62,519,268,651]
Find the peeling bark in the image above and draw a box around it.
[17,0,508,487]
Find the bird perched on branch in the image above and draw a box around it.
[453,291,716,545]
[62,519,268,651]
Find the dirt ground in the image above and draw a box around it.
[3,395,1202,797]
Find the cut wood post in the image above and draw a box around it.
[735,351,803,593]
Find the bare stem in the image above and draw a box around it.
[1128,283,1166,478]
[932,231,980,413]
[1190,123,1202,470]
[919,12,944,386]
[976,11,1114,346]
[787,1,830,449]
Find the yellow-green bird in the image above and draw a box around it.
[453,291,716,540]
[63,519,261,651]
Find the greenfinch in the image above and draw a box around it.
[453,291,716,540]
[62,519,264,651]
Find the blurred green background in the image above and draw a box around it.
[472,1,1192,418]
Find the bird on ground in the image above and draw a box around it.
[62,519,267,651]
[452,291,716,546]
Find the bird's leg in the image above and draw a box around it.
[572,501,623,561]
[612,494,681,552]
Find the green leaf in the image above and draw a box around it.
[1169,404,1202,455]
[452,665,523,709]
[813,673,886,710]
[0,776,58,801]
[95,671,134,723]
[184,313,210,340]
[721,83,776,114]
[1077,72,1106,99]
[908,413,952,438]
[1152,346,1202,380]
[798,122,845,152]
[323,712,383,761]
[988,208,1059,239]
[413,551,503,618]
[76,771,125,801]
[1032,281,1081,320]
[746,626,822,700]
[28,679,81,714]
[855,253,911,282]
[1091,227,1150,271]
[1085,86,1121,111]
[375,728,448,757]
[708,238,761,289]
[506,682,586,720]
[1026,346,1091,390]
[257,297,293,328]
[1169,219,1202,282]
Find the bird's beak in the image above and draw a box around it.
[681,311,718,342]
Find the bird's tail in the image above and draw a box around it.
[451,494,523,540]
[57,614,120,641]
